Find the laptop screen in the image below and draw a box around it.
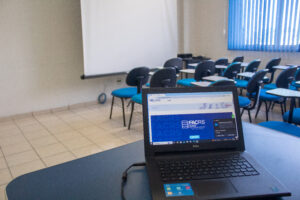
[147,91,239,146]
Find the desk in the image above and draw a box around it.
[296,81,300,85]
[187,63,199,68]
[273,65,290,70]
[202,75,229,82]
[267,88,300,123]
[237,72,255,78]
[6,123,300,200]
[191,81,211,87]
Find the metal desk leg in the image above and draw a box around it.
[288,98,295,123]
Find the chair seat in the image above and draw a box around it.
[262,77,270,83]
[235,79,248,88]
[146,83,150,87]
[283,108,300,125]
[259,89,283,101]
[131,93,142,104]
[263,83,277,90]
[177,78,196,87]
[258,121,300,137]
[112,87,137,98]
[238,96,251,108]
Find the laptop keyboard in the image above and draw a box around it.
[157,155,259,182]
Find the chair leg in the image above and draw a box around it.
[109,96,115,119]
[241,108,245,116]
[284,100,287,112]
[247,110,252,123]
[239,89,243,95]
[271,102,275,110]
[128,101,135,130]
[280,103,284,120]
[255,100,262,118]
[121,98,126,127]
[265,101,269,121]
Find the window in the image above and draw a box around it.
[228,0,300,52]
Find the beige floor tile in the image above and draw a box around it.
[0,135,27,147]
[0,150,3,158]
[0,128,22,139]
[35,143,68,158]
[71,145,103,158]
[61,137,93,150]
[0,122,17,132]
[18,124,45,133]
[29,135,58,148]
[14,117,39,127]
[1,142,32,156]
[96,138,126,150]
[0,158,7,170]
[0,184,7,200]
[10,160,45,178]
[68,120,93,130]
[77,126,105,136]
[42,152,76,167]
[46,124,73,134]
[23,129,51,140]
[0,168,12,185]
[5,150,39,167]
[54,130,82,142]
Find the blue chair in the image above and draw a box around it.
[235,59,261,90]
[263,58,281,84]
[232,56,244,63]
[255,66,297,121]
[290,67,300,90]
[283,108,300,125]
[110,67,149,126]
[163,57,183,74]
[209,79,236,87]
[238,70,268,122]
[222,62,242,79]
[128,68,177,130]
[258,121,300,138]
[177,61,215,87]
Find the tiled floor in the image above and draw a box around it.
[0,98,284,199]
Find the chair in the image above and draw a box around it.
[290,67,300,90]
[283,108,300,125]
[232,56,244,63]
[128,68,177,129]
[263,58,281,84]
[215,58,228,66]
[109,67,149,126]
[255,66,297,121]
[222,62,242,79]
[163,58,183,74]
[235,59,261,90]
[177,61,215,87]
[238,70,268,122]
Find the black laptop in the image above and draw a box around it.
[142,86,291,200]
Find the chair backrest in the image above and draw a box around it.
[294,67,300,81]
[215,58,228,66]
[245,59,261,72]
[177,53,193,59]
[276,66,298,88]
[223,62,242,79]
[232,56,244,63]
[126,67,150,93]
[246,69,268,94]
[150,68,177,88]
[163,58,183,73]
[194,61,215,81]
[209,80,235,87]
[246,69,269,109]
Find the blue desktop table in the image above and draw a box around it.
[6,123,300,200]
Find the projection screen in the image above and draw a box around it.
[80,0,178,77]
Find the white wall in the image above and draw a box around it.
[0,0,123,117]
[179,0,300,67]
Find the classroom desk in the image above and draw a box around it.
[6,123,300,200]
[267,88,300,123]
[190,81,212,87]
[238,72,255,78]
[202,75,229,82]
[273,66,290,70]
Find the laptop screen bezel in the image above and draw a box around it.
[142,86,245,156]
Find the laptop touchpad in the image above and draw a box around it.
[194,180,237,196]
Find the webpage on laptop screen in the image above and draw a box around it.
[147,92,239,145]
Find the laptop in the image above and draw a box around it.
[142,86,291,200]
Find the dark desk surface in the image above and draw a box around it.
[6,123,300,200]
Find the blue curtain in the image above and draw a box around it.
[228,0,300,52]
